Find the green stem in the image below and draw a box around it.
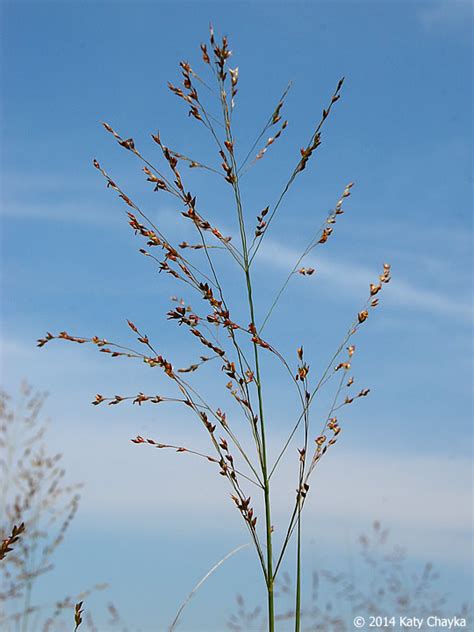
[248,270,275,632]
[242,199,275,632]
[295,496,302,632]
[217,69,275,632]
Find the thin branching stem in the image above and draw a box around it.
[248,78,344,265]
[238,82,292,175]
[269,306,366,481]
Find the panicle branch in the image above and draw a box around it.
[260,182,354,332]
[249,77,345,264]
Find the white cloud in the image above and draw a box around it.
[52,421,472,566]
[257,240,473,321]
[419,1,473,30]
[2,336,471,567]
[0,200,113,225]
[0,197,185,245]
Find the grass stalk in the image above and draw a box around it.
[216,61,276,630]
[295,504,302,632]
[37,28,391,632]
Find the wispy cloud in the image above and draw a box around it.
[1,194,182,231]
[2,341,470,568]
[0,199,115,225]
[257,240,473,322]
[50,420,471,565]
[0,170,111,224]
[418,1,473,30]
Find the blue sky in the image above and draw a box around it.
[1,1,472,630]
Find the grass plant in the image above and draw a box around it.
[38,26,391,631]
